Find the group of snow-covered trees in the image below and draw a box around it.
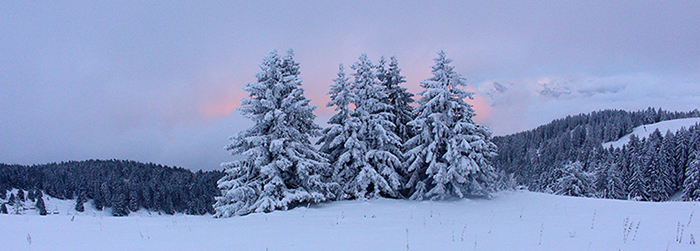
[1,189,46,215]
[214,50,499,217]
[539,127,700,202]
[493,108,700,202]
[0,160,222,216]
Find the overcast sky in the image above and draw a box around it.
[2,1,699,170]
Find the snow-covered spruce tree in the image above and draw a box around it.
[318,64,356,160]
[75,192,85,213]
[214,50,335,217]
[674,128,691,188]
[628,158,649,201]
[645,130,673,201]
[682,150,700,201]
[593,160,609,198]
[404,51,498,200]
[662,131,682,192]
[548,162,595,197]
[376,56,415,143]
[329,54,403,199]
[36,196,47,216]
[600,162,626,199]
[317,64,366,199]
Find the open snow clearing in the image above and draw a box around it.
[1,190,698,251]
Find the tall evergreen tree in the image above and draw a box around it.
[36,196,47,216]
[75,191,85,212]
[404,51,498,200]
[0,203,7,214]
[646,130,672,201]
[128,190,139,212]
[321,55,404,199]
[548,162,594,197]
[377,56,415,143]
[675,128,692,187]
[593,161,609,197]
[662,130,681,192]
[214,50,335,217]
[317,64,369,199]
[351,54,404,198]
[604,162,626,199]
[317,64,357,166]
[683,150,700,201]
[628,159,648,201]
[8,193,15,206]
[112,193,129,217]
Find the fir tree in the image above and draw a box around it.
[317,64,366,199]
[377,56,415,143]
[36,196,47,216]
[0,203,7,214]
[593,161,609,197]
[675,128,692,187]
[75,191,86,212]
[214,50,335,217]
[662,130,681,192]
[646,130,671,201]
[8,193,15,206]
[128,190,140,212]
[549,162,594,197]
[404,51,498,200]
[604,163,626,199]
[112,193,129,216]
[347,54,403,199]
[628,160,648,201]
[317,64,357,168]
[683,151,700,201]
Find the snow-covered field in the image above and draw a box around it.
[602,117,700,149]
[1,191,698,251]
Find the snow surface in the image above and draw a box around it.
[602,117,700,149]
[2,191,698,250]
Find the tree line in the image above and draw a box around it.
[0,159,222,216]
[493,108,700,201]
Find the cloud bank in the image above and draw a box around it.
[1,1,698,169]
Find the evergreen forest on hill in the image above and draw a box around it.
[0,159,222,216]
[493,108,700,201]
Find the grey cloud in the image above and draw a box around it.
[1,1,699,169]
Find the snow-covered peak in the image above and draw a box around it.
[602,117,700,149]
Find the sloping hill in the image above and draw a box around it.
[602,117,700,148]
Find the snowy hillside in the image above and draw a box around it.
[1,191,698,251]
[602,117,700,148]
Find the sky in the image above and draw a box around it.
[2,0,699,171]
